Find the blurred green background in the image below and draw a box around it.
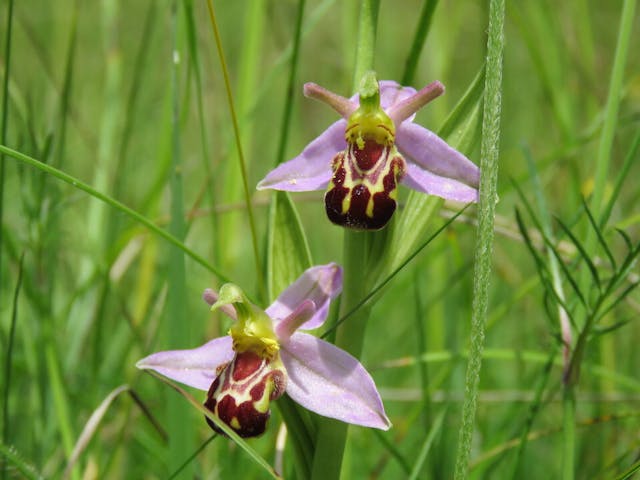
[1,0,639,478]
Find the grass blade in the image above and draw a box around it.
[453,0,505,477]
[408,409,446,480]
[145,371,283,479]
[0,144,228,281]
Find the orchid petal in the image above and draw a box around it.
[136,336,234,391]
[397,122,480,188]
[402,162,479,203]
[256,120,346,192]
[387,81,444,125]
[266,263,342,330]
[304,82,358,119]
[280,332,391,430]
[274,299,316,343]
[378,80,417,112]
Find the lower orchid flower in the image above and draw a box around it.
[136,263,391,438]
[257,71,480,230]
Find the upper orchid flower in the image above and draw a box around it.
[257,71,479,230]
[136,263,390,438]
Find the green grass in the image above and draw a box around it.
[1,0,639,479]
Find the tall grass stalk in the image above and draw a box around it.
[453,0,505,477]
[165,2,193,475]
[205,0,265,300]
[0,0,14,313]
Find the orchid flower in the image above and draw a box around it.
[257,72,480,230]
[136,263,390,438]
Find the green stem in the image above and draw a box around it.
[311,232,372,480]
[352,0,379,91]
[562,387,576,480]
[0,0,14,303]
[590,0,636,218]
[453,0,505,478]
[311,3,380,477]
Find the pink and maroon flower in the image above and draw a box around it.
[257,73,479,230]
[136,264,391,437]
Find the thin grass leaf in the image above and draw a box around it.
[145,371,283,479]
[63,385,130,479]
[401,0,439,85]
[611,457,640,480]
[0,0,15,288]
[166,4,194,472]
[0,144,228,281]
[597,280,640,322]
[599,130,640,228]
[372,430,411,475]
[2,252,22,454]
[322,204,469,338]
[167,434,216,480]
[276,395,313,480]
[591,318,632,336]
[614,227,634,253]
[0,442,42,480]
[388,64,484,272]
[514,209,575,323]
[408,409,446,480]
[205,0,265,300]
[589,0,636,217]
[581,197,616,270]
[267,0,312,300]
[546,238,589,312]
[413,270,432,430]
[554,216,601,290]
[113,0,156,201]
[508,351,556,479]
[602,240,640,297]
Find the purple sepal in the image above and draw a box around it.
[281,332,391,430]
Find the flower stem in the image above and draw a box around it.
[352,0,380,92]
[311,231,372,480]
[311,2,380,478]
[453,0,505,478]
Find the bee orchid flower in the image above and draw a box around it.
[257,72,480,230]
[136,263,391,438]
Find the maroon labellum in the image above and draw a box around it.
[204,350,286,438]
[324,138,405,230]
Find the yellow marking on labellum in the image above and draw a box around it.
[230,417,241,429]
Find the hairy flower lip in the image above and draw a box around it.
[257,79,479,203]
[136,263,391,431]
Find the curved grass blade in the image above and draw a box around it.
[408,409,446,480]
[145,370,283,479]
[582,197,616,270]
[2,252,22,461]
[167,434,216,480]
[554,215,601,290]
[322,204,469,338]
[63,385,130,479]
[0,144,229,282]
[205,0,264,300]
[401,0,439,85]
